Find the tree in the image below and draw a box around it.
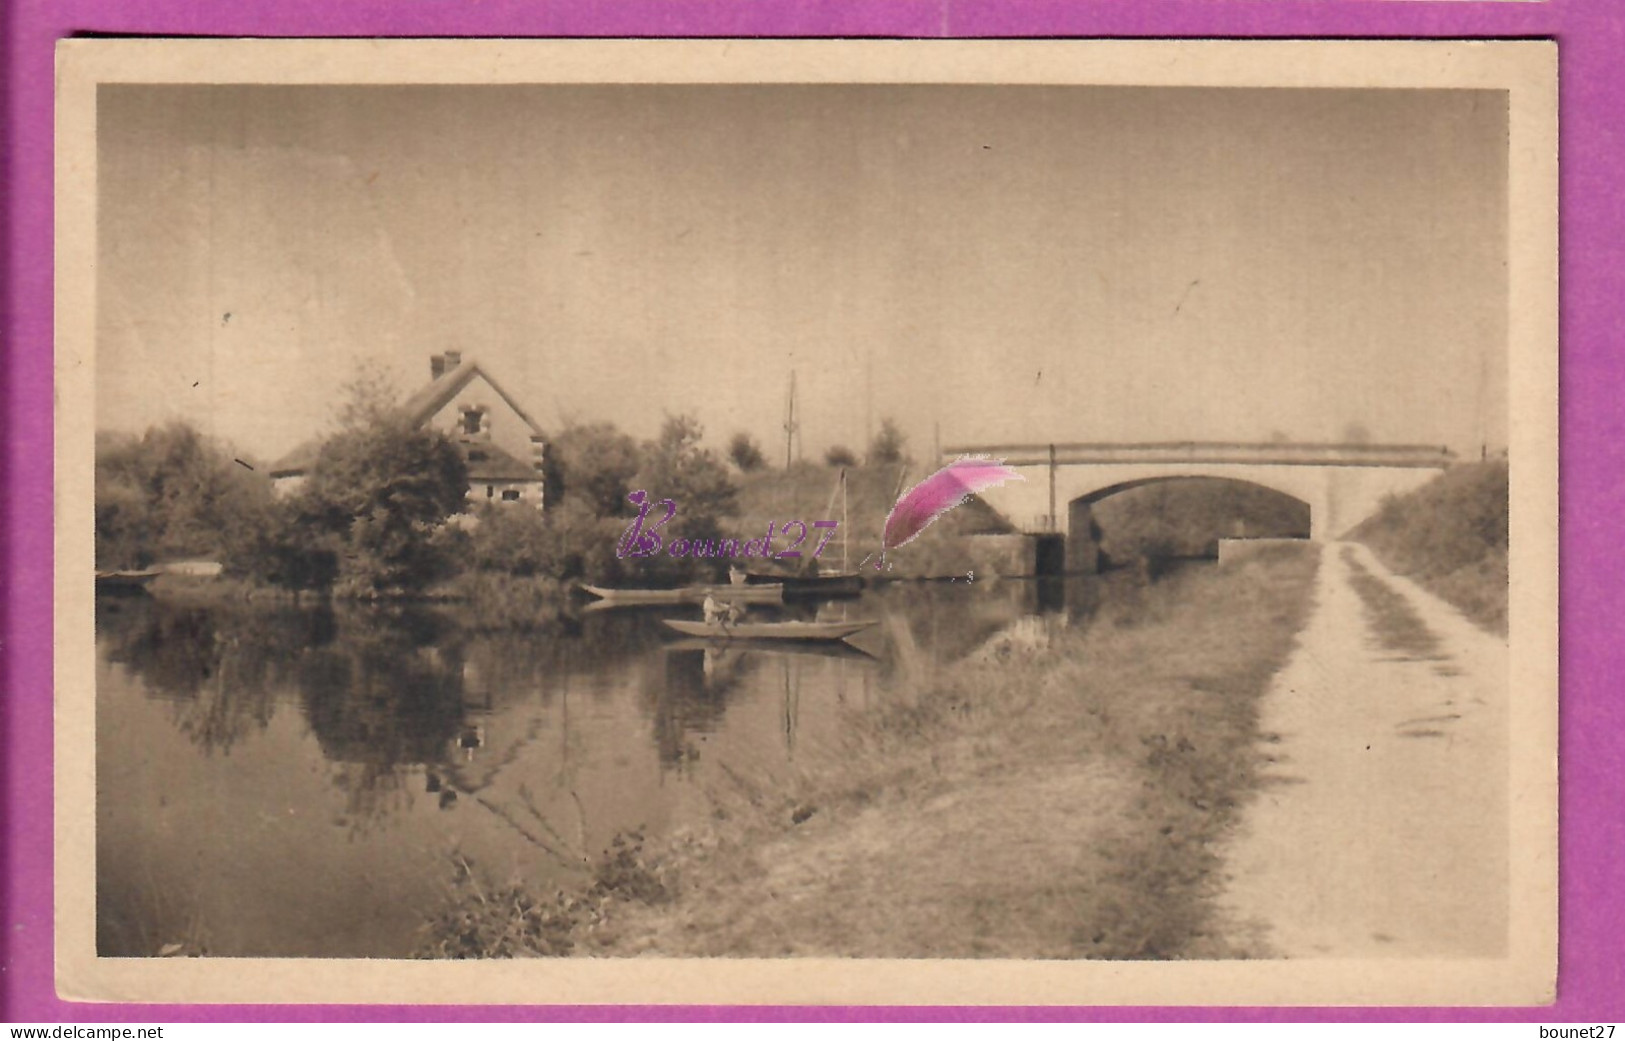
[727,432,766,473]
[630,414,740,578]
[297,416,469,595]
[94,463,155,569]
[866,418,909,467]
[94,421,275,569]
[334,360,402,430]
[824,445,858,468]
[278,373,468,596]
[549,421,644,517]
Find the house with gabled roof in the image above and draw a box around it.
[269,352,547,509]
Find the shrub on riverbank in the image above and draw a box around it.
[417,832,671,959]
[1348,460,1507,635]
[418,543,1322,960]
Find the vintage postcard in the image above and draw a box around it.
[54,38,1557,1005]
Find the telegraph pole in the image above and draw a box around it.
[783,370,799,468]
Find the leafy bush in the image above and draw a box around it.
[727,432,767,473]
[824,445,858,468]
[467,503,552,576]
[416,830,671,959]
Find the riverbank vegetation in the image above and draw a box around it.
[94,423,274,571]
[96,384,937,602]
[416,542,1322,959]
[1348,460,1508,636]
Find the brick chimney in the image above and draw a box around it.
[430,354,446,380]
[443,350,463,372]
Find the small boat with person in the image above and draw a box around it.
[661,618,877,643]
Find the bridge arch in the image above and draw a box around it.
[1064,475,1314,573]
[946,442,1453,573]
[1069,474,1313,509]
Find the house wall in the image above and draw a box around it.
[467,479,544,507]
[272,473,308,498]
[425,377,540,467]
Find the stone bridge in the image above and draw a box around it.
[942,441,1455,572]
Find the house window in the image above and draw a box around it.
[462,407,485,436]
[486,485,494,498]
[468,450,488,462]
[501,489,521,502]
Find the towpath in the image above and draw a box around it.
[1221,542,1508,957]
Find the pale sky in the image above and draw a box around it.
[97,84,1508,463]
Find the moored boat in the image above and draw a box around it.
[581,583,783,606]
[744,467,866,597]
[661,618,876,642]
[663,636,878,660]
[95,569,161,591]
[743,571,866,597]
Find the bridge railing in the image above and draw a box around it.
[942,441,1456,469]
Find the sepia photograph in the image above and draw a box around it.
[53,39,1557,1006]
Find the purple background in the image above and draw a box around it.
[4,0,1619,1023]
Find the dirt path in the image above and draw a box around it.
[1220,541,1508,958]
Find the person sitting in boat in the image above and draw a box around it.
[703,591,743,627]
[728,565,747,586]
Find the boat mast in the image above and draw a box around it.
[817,467,846,576]
[841,467,849,574]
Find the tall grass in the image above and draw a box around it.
[1347,461,1508,635]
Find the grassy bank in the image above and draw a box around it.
[417,543,1321,960]
[1347,460,1508,636]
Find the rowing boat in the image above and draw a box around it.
[661,618,876,642]
[581,583,783,606]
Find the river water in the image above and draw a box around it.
[94,575,1119,958]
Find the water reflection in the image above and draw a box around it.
[95,570,1133,957]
